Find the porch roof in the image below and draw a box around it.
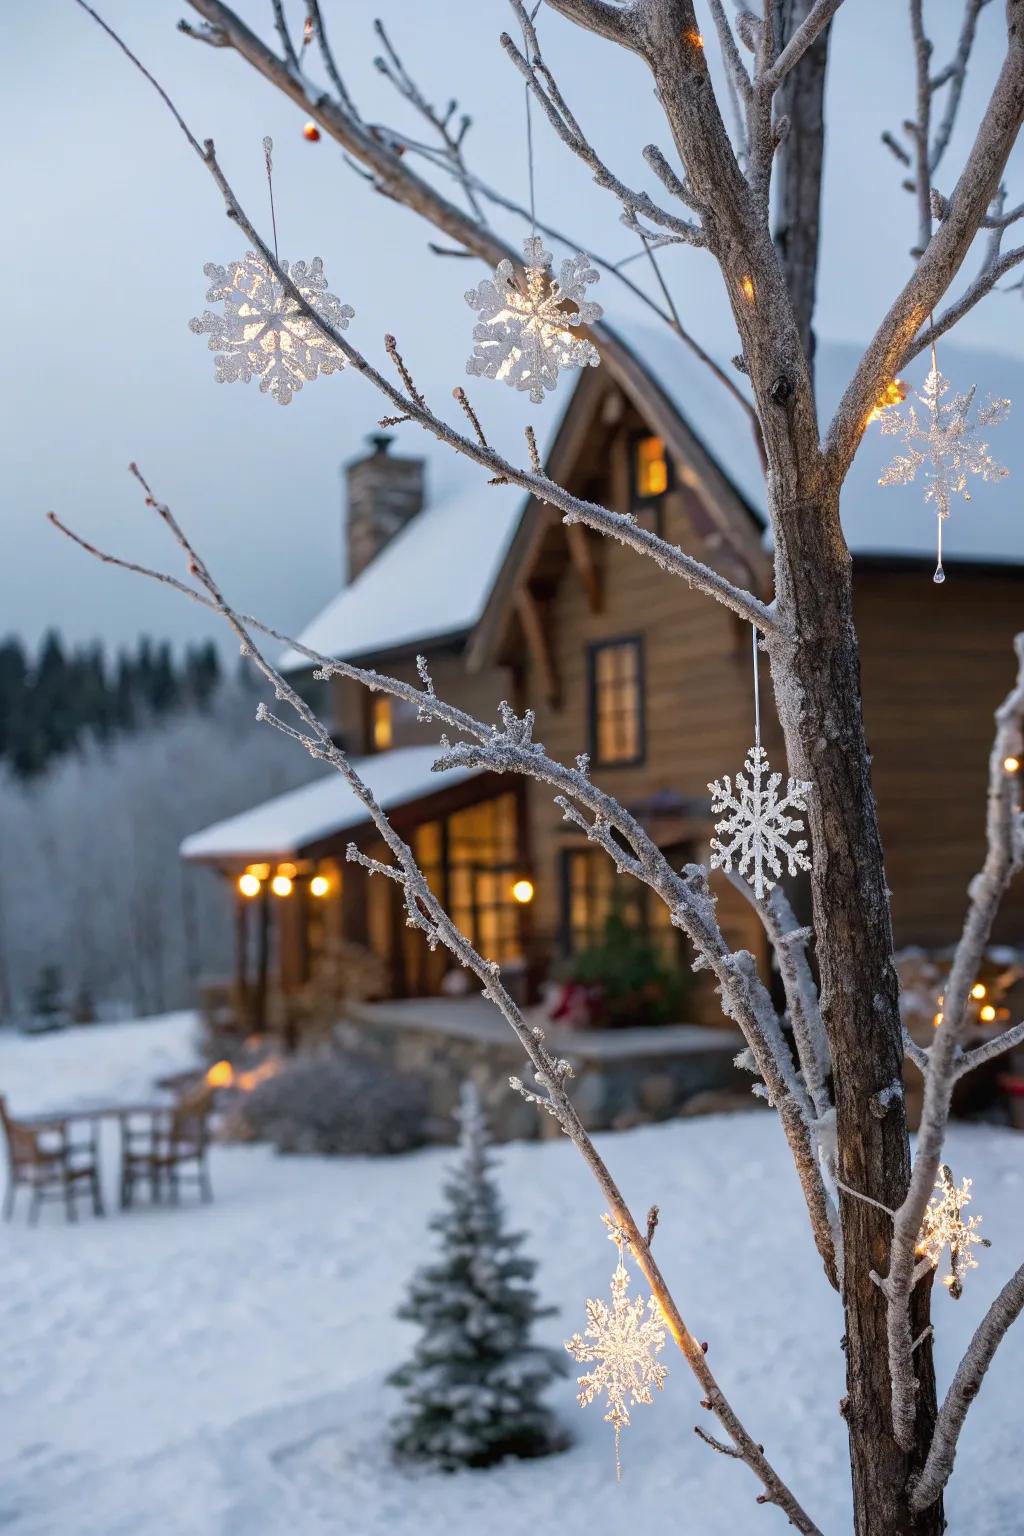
[180,744,482,864]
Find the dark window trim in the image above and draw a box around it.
[587,634,646,770]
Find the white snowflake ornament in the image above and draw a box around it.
[189,250,354,405]
[465,235,602,404]
[879,363,1009,580]
[565,1218,667,1479]
[916,1164,991,1300]
[708,745,812,901]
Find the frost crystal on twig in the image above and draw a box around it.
[916,1164,991,1300]
[465,236,602,403]
[708,745,812,901]
[878,366,1010,523]
[189,251,354,404]
[565,1216,667,1479]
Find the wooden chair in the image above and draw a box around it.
[119,1089,213,1209]
[0,1096,103,1225]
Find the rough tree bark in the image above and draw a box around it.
[772,0,832,374]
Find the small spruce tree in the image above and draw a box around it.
[390,1081,564,1469]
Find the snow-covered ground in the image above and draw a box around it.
[1,1015,1022,1535]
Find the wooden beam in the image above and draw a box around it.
[515,588,561,708]
[565,521,603,613]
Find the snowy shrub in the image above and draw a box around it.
[389,1082,565,1469]
[227,1050,429,1156]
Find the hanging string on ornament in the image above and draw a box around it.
[463,11,602,403]
[189,137,354,405]
[707,629,813,900]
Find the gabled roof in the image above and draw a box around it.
[281,319,1024,677]
[180,744,482,863]
[626,319,1024,565]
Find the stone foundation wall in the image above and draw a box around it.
[339,998,751,1142]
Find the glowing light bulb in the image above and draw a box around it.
[303,121,321,142]
[310,875,330,898]
[866,379,908,425]
[1003,756,1020,774]
[238,872,261,898]
[271,874,293,897]
[980,1004,997,1022]
[740,276,755,302]
[971,983,987,1000]
[511,878,535,905]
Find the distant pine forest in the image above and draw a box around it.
[0,632,224,778]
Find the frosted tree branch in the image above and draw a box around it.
[882,635,1024,1450]
[500,7,705,246]
[911,1260,1024,1510]
[954,1019,1024,1078]
[77,5,776,635]
[49,477,822,1535]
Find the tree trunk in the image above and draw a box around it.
[772,0,832,376]
[769,485,944,1535]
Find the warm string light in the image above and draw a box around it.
[310,874,331,898]
[739,275,755,303]
[238,872,261,899]
[511,878,535,905]
[565,1216,668,1481]
[270,874,293,897]
[1003,755,1021,774]
[916,1165,991,1299]
[865,378,907,425]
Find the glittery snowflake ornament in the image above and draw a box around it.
[878,363,1010,582]
[189,251,354,405]
[916,1164,991,1300]
[565,1216,667,1479]
[465,235,602,404]
[708,745,812,900]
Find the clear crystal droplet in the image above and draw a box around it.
[933,563,946,585]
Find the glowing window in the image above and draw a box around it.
[370,695,392,751]
[634,435,669,500]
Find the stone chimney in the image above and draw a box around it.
[345,433,425,584]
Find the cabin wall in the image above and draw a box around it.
[855,566,1024,949]
[516,419,776,1021]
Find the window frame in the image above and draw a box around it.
[587,634,646,770]
[629,432,672,532]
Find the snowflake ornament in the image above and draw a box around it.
[465,235,602,404]
[708,745,812,901]
[916,1164,991,1300]
[878,364,1009,580]
[189,251,354,405]
[565,1217,667,1479]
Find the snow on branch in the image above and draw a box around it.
[912,1260,1024,1511]
[881,634,1024,1450]
[50,469,822,1536]
[78,8,776,635]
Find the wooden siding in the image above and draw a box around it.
[856,566,1024,947]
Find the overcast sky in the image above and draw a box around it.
[2,0,1021,652]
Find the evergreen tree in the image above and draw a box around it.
[390,1082,564,1469]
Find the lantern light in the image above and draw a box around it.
[271,874,294,897]
[238,872,262,898]
[511,877,535,905]
[310,875,331,898]
[971,983,987,1000]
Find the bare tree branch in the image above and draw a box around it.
[48,478,823,1534]
[912,1261,1024,1510]
[883,636,1024,1449]
[761,0,845,90]
[954,1019,1024,1078]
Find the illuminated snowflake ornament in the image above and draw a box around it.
[189,251,354,405]
[465,235,602,404]
[916,1164,991,1299]
[708,745,812,901]
[878,364,1010,582]
[565,1217,667,1479]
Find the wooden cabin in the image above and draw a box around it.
[182,326,1024,1029]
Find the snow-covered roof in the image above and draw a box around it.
[626,318,1024,565]
[279,481,525,670]
[180,744,481,862]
